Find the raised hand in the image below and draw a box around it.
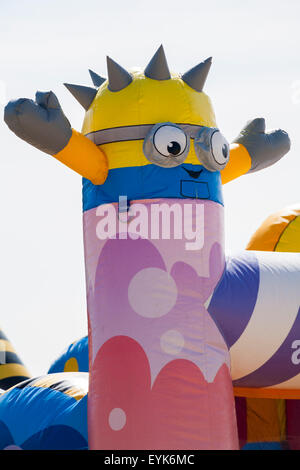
[4,91,72,155]
[233,118,291,173]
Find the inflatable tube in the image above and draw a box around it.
[0,327,31,390]
[43,203,300,450]
[0,373,88,450]
[239,204,300,450]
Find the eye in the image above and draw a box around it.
[194,127,230,171]
[211,131,230,165]
[153,125,187,157]
[143,123,190,168]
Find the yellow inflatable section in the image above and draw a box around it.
[247,205,300,253]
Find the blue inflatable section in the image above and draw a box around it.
[82,164,224,212]
[48,336,89,373]
[0,374,88,450]
[242,442,284,450]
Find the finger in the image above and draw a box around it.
[4,97,48,144]
[242,117,266,134]
[266,129,291,156]
[4,98,35,133]
[35,90,60,109]
[4,98,28,122]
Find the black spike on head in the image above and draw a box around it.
[144,45,171,81]
[106,56,132,92]
[181,57,212,92]
[88,69,106,87]
[64,83,97,110]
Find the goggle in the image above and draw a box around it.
[87,122,230,172]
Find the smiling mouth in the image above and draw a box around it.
[182,167,203,179]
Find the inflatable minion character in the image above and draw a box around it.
[4,46,292,450]
[4,45,290,205]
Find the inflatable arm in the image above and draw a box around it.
[222,118,291,184]
[4,91,108,185]
[4,98,289,188]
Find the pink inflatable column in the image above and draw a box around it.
[84,198,238,450]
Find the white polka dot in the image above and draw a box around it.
[160,330,185,355]
[128,268,177,318]
[109,408,126,431]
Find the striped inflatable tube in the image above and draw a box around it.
[0,328,30,390]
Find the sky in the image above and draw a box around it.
[0,0,300,375]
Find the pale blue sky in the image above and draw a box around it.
[1,0,300,374]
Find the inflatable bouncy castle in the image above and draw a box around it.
[47,205,300,450]
[0,328,88,450]
[1,46,300,450]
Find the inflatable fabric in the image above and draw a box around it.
[235,204,300,450]
[0,329,88,450]
[0,372,88,449]
[0,328,31,390]
[47,336,89,374]
[3,46,296,450]
[51,199,300,450]
[7,202,300,451]
[48,336,89,373]
[47,339,289,450]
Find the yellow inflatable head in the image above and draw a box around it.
[82,60,217,170]
[65,46,230,210]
